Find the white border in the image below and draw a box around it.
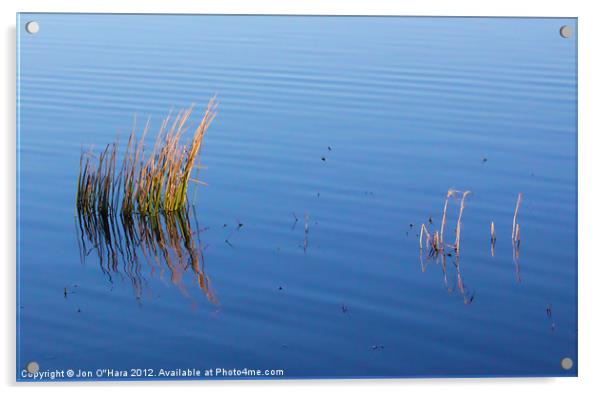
[2,1,600,393]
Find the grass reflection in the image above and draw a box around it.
[76,205,217,304]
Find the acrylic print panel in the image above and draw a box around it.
[16,14,577,381]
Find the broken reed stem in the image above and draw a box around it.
[490,221,496,257]
[454,191,471,253]
[440,189,455,246]
[512,192,523,242]
[76,98,217,216]
[419,224,428,250]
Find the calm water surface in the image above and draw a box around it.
[17,15,577,379]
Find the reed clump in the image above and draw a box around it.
[76,98,218,216]
[419,188,471,256]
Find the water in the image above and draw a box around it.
[16,15,577,380]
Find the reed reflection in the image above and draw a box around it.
[76,204,217,304]
[419,249,475,305]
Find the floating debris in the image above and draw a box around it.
[291,212,298,229]
[225,218,244,245]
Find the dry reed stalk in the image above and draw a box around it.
[453,191,471,253]
[490,221,496,257]
[512,192,523,242]
[440,189,456,246]
[419,224,429,250]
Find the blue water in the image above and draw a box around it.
[16,14,577,380]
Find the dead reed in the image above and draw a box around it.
[439,189,457,246]
[490,221,496,256]
[454,190,471,254]
[77,98,218,217]
[419,188,469,256]
[512,192,523,244]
